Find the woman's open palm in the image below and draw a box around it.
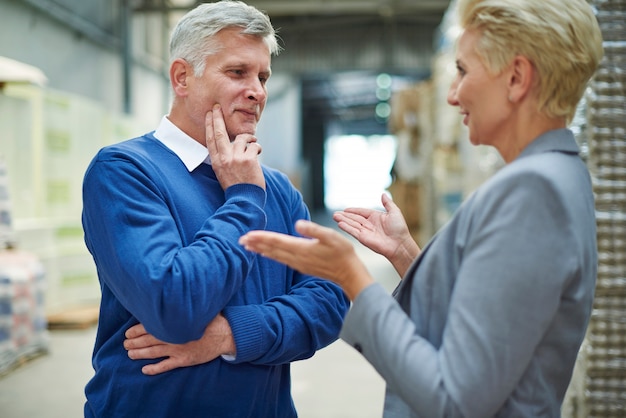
[333,193,420,277]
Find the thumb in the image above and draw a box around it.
[381,193,398,213]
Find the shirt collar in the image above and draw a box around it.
[517,128,580,160]
[153,116,211,172]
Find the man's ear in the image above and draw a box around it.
[507,55,534,103]
[170,58,191,97]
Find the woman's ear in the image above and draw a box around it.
[170,58,191,97]
[507,55,534,103]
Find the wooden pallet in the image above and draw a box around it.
[0,348,49,378]
[46,305,99,330]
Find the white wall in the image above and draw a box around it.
[0,0,168,125]
[256,74,302,182]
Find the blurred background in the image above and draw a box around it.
[0,0,625,417]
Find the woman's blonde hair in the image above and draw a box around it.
[457,0,603,122]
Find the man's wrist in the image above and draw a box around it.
[217,314,237,357]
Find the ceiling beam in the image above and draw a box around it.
[242,1,450,16]
[133,0,451,17]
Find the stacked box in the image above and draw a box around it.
[0,250,49,375]
[0,156,14,249]
[388,81,434,245]
[0,156,49,375]
[582,1,626,416]
[0,273,12,372]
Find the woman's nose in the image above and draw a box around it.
[447,82,459,106]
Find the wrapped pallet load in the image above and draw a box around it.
[388,81,434,245]
[562,1,626,416]
[0,156,48,376]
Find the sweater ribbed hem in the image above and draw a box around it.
[222,304,264,363]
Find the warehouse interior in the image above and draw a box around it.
[0,0,625,417]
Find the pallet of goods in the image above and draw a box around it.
[0,157,49,376]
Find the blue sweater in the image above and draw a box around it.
[82,134,349,417]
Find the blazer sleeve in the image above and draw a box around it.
[341,170,580,417]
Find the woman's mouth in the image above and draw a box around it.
[460,111,469,126]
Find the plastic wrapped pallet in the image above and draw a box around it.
[0,156,14,250]
[388,81,434,244]
[0,156,49,376]
[574,0,626,416]
[0,249,49,375]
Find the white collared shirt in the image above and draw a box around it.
[153,116,211,171]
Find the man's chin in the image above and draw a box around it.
[233,125,257,136]
[228,129,257,142]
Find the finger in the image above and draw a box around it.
[231,134,253,154]
[205,110,217,158]
[342,206,377,218]
[231,135,262,156]
[141,358,180,376]
[296,220,355,255]
[240,231,309,261]
[294,219,338,243]
[240,230,299,250]
[333,211,367,228]
[127,344,168,360]
[208,104,229,156]
[246,142,262,155]
[125,323,147,339]
[336,219,362,238]
[124,333,161,350]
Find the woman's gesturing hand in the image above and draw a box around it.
[333,193,420,277]
[240,220,375,300]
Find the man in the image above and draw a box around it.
[81,1,349,417]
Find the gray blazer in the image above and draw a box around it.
[341,129,598,418]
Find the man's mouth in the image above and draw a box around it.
[236,108,259,119]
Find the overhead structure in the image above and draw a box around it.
[134,0,452,19]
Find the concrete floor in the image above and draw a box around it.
[0,327,387,418]
[0,212,401,418]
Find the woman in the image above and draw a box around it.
[239,0,604,416]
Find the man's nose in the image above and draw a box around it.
[247,79,267,102]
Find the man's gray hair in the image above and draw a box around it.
[169,0,280,76]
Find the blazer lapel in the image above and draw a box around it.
[392,238,435,312]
